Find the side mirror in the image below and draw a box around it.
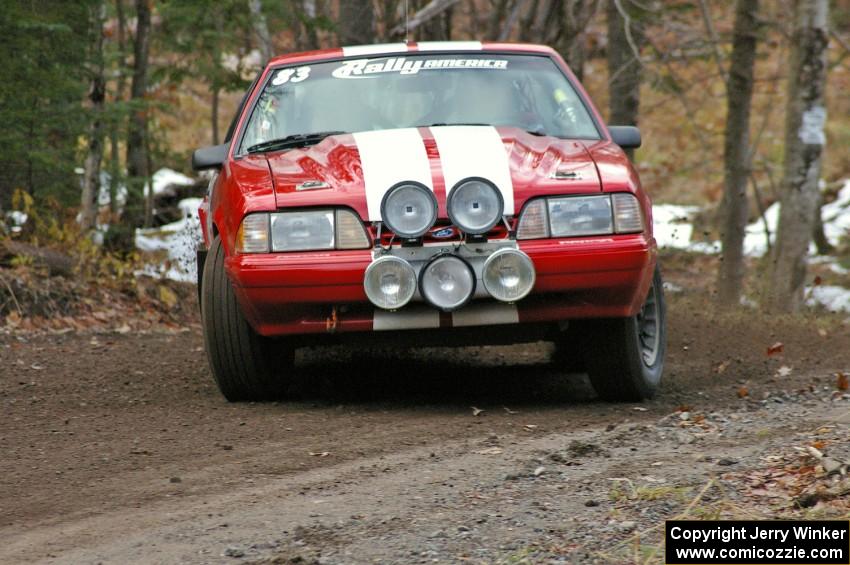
[192,143,228,171]
[608,126,641,149]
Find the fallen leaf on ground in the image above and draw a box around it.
[309,451,330,457]
[767,342,784,356]
[158,285,178,308]
[776,366,793,377]
[821,457,845,475]
[837,372,849,391]
[471,406,484,416]
[737,386,749,398]
[502,406,516,415]
[475,447,504,455]
[714,360,731,374]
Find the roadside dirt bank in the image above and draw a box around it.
[1,286,849,563]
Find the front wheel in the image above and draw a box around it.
[584,266,666,401]
[201,236,293,401]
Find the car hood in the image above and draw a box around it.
[265,125,602,221]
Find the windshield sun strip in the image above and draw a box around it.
[231,51,604,159]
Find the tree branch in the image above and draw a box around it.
[698,0,728,83]
[390,0,461,36]
[612,0,644,65]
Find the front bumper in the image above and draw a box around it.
[225,234,656,337]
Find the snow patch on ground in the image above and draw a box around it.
[806,285,850,313]
[150,168,195,196]
[5,211,28,234]
[97,171,128,207]
[135,197,203,283]
[651,204,698,250]
[653,179,850,313]
[653,179,850,257]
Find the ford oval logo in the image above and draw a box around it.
[432,227,455,239]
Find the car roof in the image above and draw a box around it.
[266,41,559,67]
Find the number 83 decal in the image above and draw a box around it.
[272,66,310,85]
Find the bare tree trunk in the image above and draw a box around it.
[248,0,273,62]
[423,2,453,40]
[487,0,511,40]
[338,0,374,45]
[519,0,541,41]
[606,0,644,159]
[211,87,220,145]
[766,0,829,312]
[557,0,597,81]
[498,0,522,41]
[299,0,321,50]
[716,0,759,307]
[390,0,461,38]
[537,0,560,44]
[211,10,223,146]
[144,133,154,227]
[125,0,151,230]
[379,0,398,40]
[108,0,127,216]
[81,2,107,232]
[812,191,834,254]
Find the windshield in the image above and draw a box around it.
[238,53,600,153]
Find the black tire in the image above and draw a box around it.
[583,266,666,402]
[201,236,293,401]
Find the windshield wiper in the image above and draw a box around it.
[246,131,346,154]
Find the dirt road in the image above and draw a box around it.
[2,289,849,564]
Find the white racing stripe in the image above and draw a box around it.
[342,43,408,57]
[417,41,482,52]
[430,126,515,215]
[353,128,433,220]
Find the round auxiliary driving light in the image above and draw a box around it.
[419,255,476,311]
[364,256,417,310]
[447,177,504,235]
[482,248,536,302]
[380,182,438,238]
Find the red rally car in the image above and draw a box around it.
[192,41,665,403]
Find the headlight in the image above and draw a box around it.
[419,255,475,311]
[364,256,417,310]
[237,209,370,253]
[271,210,335,251]
[516,194,643,239]
[482,248,535,302]
[381,182,438,238]
[447,178,504,235]
[548,195,612,237]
